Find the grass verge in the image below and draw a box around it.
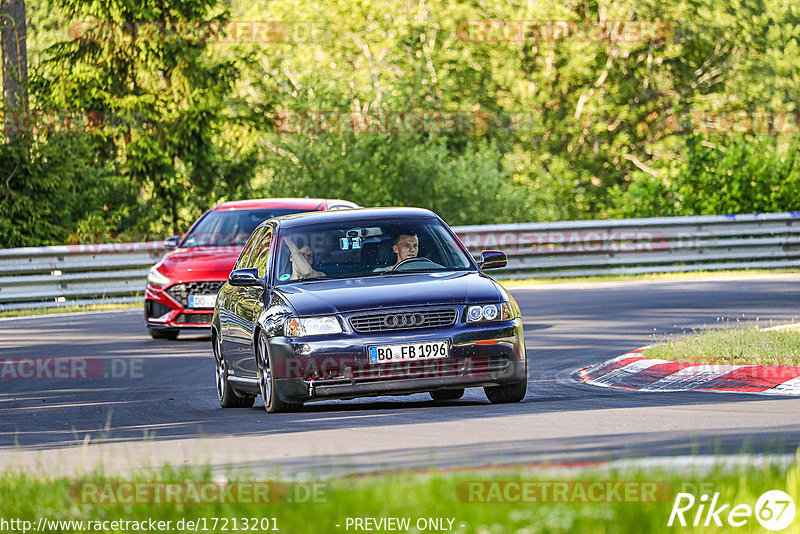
[0,302,141,319]
[1,459,798,533]
[647,324,800,366]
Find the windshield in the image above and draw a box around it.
[274,217,474,284]
[182,209,310,248]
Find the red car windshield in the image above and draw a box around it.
[182,208,310,248]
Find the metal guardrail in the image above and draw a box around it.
[1,212,799,310]
[455,212,800,279]
[0,243,163,311]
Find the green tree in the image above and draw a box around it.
[606,133,800,217]
[40,0,258,234]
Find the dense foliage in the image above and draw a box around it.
[1,0,798,245]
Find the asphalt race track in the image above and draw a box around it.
[2,274,800,478]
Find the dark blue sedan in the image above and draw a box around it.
[211,207,527,412]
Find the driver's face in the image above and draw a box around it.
[393,235,419,263]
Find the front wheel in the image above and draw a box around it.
[257,332,302,413]
[214,334,255,408]
[484,379,527,404]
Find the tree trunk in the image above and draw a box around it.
[171,196,178,235]
[1,0,28,141]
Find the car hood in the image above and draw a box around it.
[154,246,242,283]
[275,271,503,316]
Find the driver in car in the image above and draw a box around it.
[284,236,326,280]
[374,232,419,272]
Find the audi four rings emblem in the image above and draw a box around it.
[384,313,426,328]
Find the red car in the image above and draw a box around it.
[144,198,359,339]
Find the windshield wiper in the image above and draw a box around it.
[295,275,328,282]
[380,268,439,275]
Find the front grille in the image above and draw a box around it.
[166,281,225,308]
[349,308,458,333]
[145,300,172,319]
[175,313,213,324]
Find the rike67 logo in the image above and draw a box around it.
[668,490,796,531]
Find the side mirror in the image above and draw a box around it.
[164,235,181,250]
[229,268,266,287]
[478,250,507,270]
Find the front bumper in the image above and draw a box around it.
[267,319,526,403]
[144,283,219,330]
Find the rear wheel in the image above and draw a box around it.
[149,327,179,340]
[257,332,302,413]
[214,334,255,408]
[430,388,465,401]
[484,379,527,404]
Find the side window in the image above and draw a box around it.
[252,229,273,278]
[234,227,263,270]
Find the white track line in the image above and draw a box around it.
[639,364,742,391]
[0,308,138,322]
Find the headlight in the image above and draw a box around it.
[147,266,171,287]
[466,303,515,323]
[285,316,343,337]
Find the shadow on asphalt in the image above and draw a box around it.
[218,426,800,476]
[2,352,797,452]
[3,277,800,457]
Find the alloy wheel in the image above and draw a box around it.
[214,336,226,402]
[258,336,272,408]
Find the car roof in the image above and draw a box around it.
[267,207,440,229]
[212,198,358,211]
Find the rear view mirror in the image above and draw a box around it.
[478,250,507,270]
[164,235,180,250]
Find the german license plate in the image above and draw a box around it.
[188,294,216,309]
[368,340,449,364]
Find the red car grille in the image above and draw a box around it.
[166,282,225,308]
[175,313,213,324]
[145,300,172,319]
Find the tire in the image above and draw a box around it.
[484,379,527,404]
[214,334,255,408]
[149,327,179,340]
[257,332,302,413]
[430,388,465,401]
